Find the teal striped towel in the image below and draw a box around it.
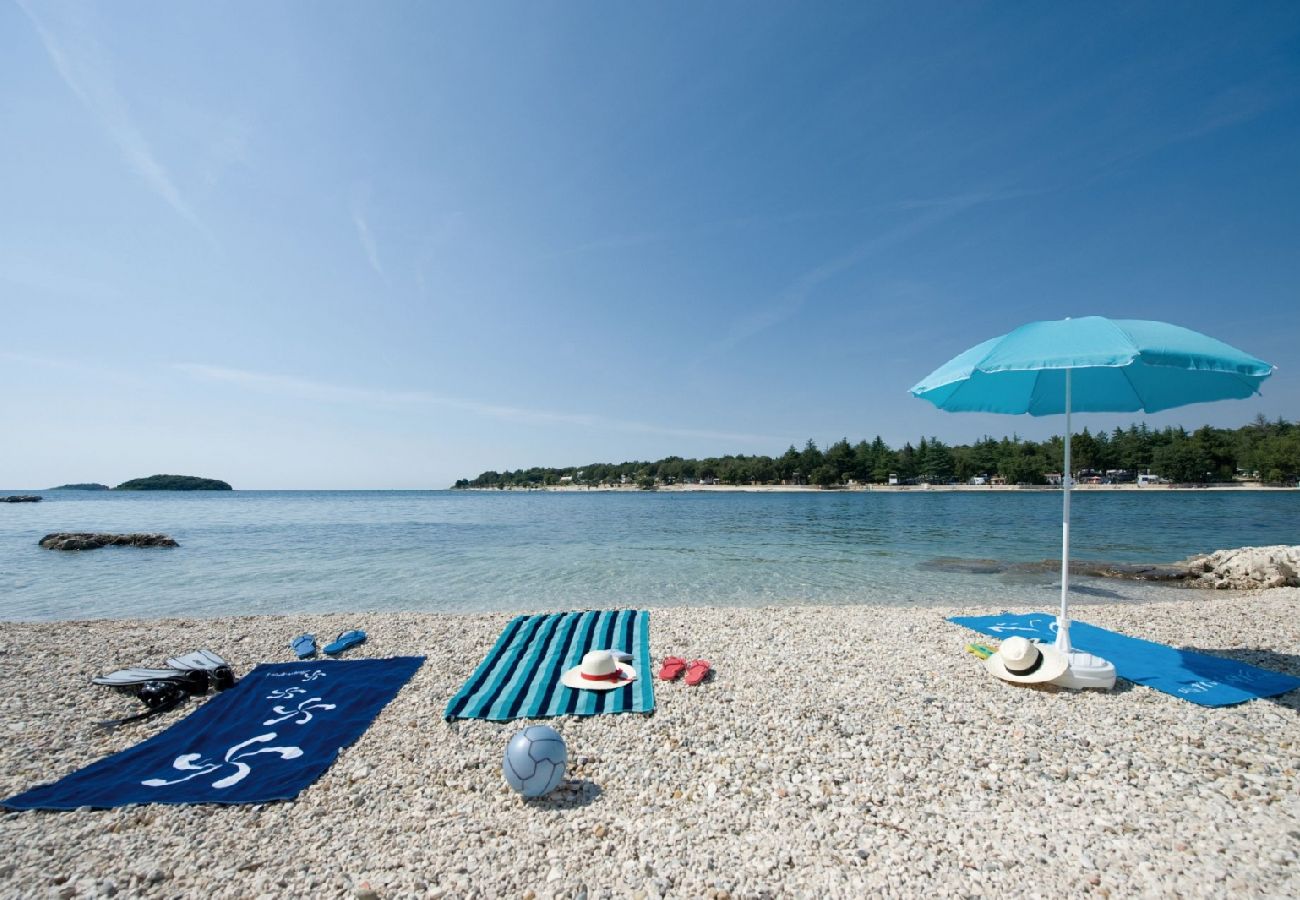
[444,609,654,721]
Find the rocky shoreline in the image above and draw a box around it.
[1182,545,1300,590]
[923,544,1300,591]
[2,593,1298,897]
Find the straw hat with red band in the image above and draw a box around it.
[560,650,637,691]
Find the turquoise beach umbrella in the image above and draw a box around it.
[910,317,1275,675]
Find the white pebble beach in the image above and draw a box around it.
[3,591,1298,898]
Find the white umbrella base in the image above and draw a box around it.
[1052,651,1117,691]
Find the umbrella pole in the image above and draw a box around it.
[1057,368,1072,653]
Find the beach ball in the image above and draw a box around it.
[503,725,568,798]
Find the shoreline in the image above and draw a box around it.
[3,593,1299,896]
[462,482,1300,493]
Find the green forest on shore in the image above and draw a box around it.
[456,417,1300,489]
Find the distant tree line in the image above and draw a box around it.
[453,416,1300,489]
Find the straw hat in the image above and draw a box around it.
[984,637,1068,684]
[560,650,637,691]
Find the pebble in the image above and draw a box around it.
[0,597,1298,896]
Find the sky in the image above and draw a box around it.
[3,2,1299,489]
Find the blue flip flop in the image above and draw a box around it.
[323,630,366,655]
[291,634,316,659]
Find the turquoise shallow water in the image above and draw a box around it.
[1,489,1296,621]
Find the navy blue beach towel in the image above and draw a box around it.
[4,657,423,811]
[445,609,654,721]
[951,613,1300,707]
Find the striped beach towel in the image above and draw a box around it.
[444,609,654,721]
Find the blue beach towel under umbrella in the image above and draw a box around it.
[910,316,1275,686]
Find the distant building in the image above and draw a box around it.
[887,473,899,485]
[969,475,988,486]
[1045,473,1063,486]
[559,475,573,484]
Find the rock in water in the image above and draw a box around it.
[38,533,179,551]
[918,556,1194,581]
[2,495,42,503]
[917,557,1010,575]
[1076,561,1194,582]
[1182,545,1300,590]
[919,548,1300,589]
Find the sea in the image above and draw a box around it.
[1,489,1296,622]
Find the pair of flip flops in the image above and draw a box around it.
[291,630,366,659]
[658,657,711,685]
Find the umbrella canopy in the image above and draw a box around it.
[910,316,1275,663]
[911,317,1274,415]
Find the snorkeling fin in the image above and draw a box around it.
[166,649,236,690]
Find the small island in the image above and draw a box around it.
[114,474,233,491]
[49,483,111,491]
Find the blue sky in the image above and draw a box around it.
[3,2,1298,488]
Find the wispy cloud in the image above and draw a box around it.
[350,184,384,279]
[699,190,1023,361]
[544,191,1038,265]
[540,207,887,262]
[1072,82,1289,190]
[0,258,122,304]
[199,116,252,190]
[176,363,775,445]
[0,350,154,389]
[15,1,211,240]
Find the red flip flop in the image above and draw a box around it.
[658,656,687,681]
[684,659,711,686]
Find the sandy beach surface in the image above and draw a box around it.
[3,592,1298,899]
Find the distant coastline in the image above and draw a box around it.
[461,481,1299,493]
[454,419,1300,491]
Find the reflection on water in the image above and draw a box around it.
[0,489,1295,621]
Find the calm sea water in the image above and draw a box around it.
[1,490,1295,621]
